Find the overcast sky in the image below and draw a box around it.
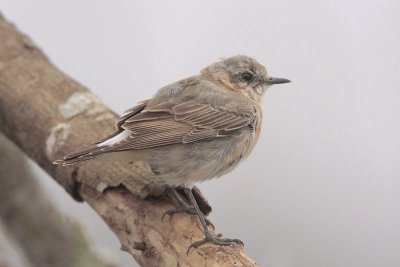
[1,1,400,266]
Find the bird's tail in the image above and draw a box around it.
[53,145,108,166]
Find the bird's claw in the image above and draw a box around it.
[162,206,214,228]
[187,235,244,254]
[161,206,196,221]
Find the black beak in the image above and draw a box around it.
[265,77,291,85]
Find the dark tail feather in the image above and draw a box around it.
[53,146,107,166]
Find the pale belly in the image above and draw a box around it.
[147,128,257,188]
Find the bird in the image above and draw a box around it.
[55,55,290,252]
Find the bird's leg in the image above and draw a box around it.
[171,186,191,207]
[162,186,196,219]
[162,186,214,228]
[183,187,243,254]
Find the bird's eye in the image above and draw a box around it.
[239,72,254,82]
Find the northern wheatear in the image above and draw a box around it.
[55,55,290,251]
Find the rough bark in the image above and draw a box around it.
[0,134,116,267]
[0,15,259,267]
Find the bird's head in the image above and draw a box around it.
[200,55,290,100]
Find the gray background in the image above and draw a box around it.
[1,0,399,266]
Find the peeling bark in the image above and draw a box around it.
[0,15,259,267]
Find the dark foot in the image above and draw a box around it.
[161,205,195,221]
[187,234,244,254]
[162,206,214,228]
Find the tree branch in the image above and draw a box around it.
[0,133,117,267]
[0,15,259,267]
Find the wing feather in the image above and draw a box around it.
[106,102,254,151]
[94,80,255,152]
[94,100,149,144]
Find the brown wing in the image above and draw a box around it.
[107,101,255,151]
[57,100,255,165]
[94,100,149,144]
